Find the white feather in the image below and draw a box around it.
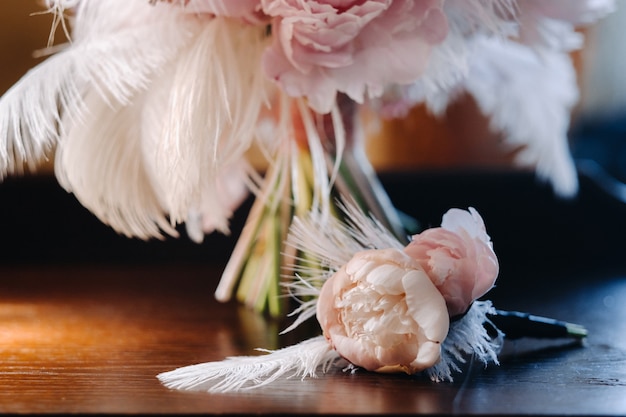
[281,198,406,334]
[183,159,254,240]
[462,36,580,196]
[375,4,586,197]
[428,300,503,382]
[369,0,518,117]
[157,335,341,393]
[0,0,193,178]
[54,90,177,240]
[515,0,616,52]
[149,18,271,226]
[412,0,518,101]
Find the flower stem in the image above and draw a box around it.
[487,309,588,340]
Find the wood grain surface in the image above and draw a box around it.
[0,261,625,414]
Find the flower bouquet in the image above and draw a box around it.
[0,0,614,392]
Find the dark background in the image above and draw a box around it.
[2,163,625,281]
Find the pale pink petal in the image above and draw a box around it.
[316,248,449,374]
[404,208,498,317]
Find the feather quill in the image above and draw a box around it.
[157,335,341,393]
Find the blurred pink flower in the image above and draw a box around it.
[316,248,449,374]
[403,208,499,317]
[261,0,448,113]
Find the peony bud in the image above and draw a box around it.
[404,207,499,317]
[316,248,449,374]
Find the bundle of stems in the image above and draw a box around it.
[214,95,413,318]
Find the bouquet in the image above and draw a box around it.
[0,0,613,392]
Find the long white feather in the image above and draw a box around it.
[515,0,616,52]
[374,1,591,197]
[369,0,518,118]
[157,335,341,393]
[411,0,517,102]
[150,18,272,227]
[0,0,192,178]
[462,36,580,196]
[54,90,177,240]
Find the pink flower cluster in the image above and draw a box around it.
[177,0,448,113]
[316,207,499,374]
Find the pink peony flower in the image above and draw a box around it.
[316,248,449,374]
[261,0,448,113]
[403,208,499,317]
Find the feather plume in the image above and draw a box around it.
[0,0,193,179]
[376,7,584,197]
[462,36,580,196]
[157,335,341,393]
[427,300,503,382]
[280,198,405,334]
[54,90,177,239]
[516,0,616,52]
[150,18,272,227]
[410,0,518,100]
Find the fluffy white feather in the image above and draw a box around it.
[515,0,616,52]
[428,300,503,382]
[372,0,597,197]
[157,335,341,393]
[54,90,177,239]
[149,18,272,227]
[411,0,517,100]
[0,0,193,178]
[462,36,580,196]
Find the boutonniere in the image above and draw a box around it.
[158,202,586,392]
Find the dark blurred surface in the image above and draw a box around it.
[1,168,625,278]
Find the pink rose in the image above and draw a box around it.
[261,0,448,113]
[316,248,449,374]
[403,208,499,317]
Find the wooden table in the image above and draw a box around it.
[1,172,626,414]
